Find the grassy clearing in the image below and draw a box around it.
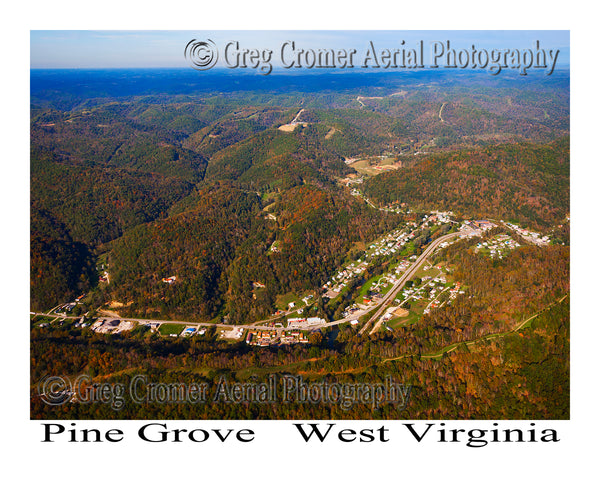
[31,315,54,327]
[408,298,428,315]
[275,291,301,310]
[356,275,382,300]
[379,281,393,296]
[399,241,416,257]
[387,310,420,329]
[350,158,401,177]
[158,323,185,336]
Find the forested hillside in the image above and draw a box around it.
[30,69,569,324]
[363,137,569,230]
[109,183,399,322]
[30,68,569,420]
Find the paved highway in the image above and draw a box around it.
[359,232,460,335]
[95,316,326,332]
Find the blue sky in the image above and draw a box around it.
[30,30,569,69]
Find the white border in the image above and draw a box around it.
[4,1,598,478]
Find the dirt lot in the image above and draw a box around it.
[392,307,409,317]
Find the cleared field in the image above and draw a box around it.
[350,159,403,177]
[392,307,409,317]
[325,127,337,139]
[356,275,383,301]
[278,124,297,132]
[275,292,302,310]
[158,323,184,336]
[387,310,420,329]
[407,297,429,315]
[218,326,245,341]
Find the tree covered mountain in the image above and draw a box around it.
[30,72,569,315]
[30,69,570,420]
[363,137,569,230]
[108,182,399,322]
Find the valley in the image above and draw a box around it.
[30,68,570,420]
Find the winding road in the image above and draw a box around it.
[438,102,447,122]
[31,232,462,336]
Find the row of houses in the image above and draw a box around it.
[245,329,309,346]
[502,221,550,246]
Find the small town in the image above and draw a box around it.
[31,199,556,347]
